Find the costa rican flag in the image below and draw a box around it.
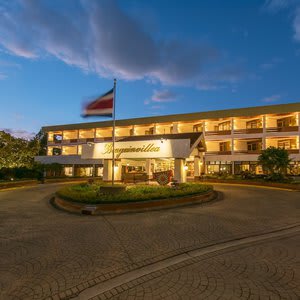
[82,88,114,117]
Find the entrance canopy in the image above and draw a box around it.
[82,133,204,160]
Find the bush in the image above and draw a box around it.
[56,182,213,204]
[0,167,38,180]
[264,173,292,183]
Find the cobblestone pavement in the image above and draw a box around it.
[0,183,299,300]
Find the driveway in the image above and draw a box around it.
[0,183,299,300]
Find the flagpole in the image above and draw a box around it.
[112,79,117,185]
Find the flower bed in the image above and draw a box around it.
[56,182,213,204]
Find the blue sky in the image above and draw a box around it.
[1,0,300,138]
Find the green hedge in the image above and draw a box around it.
[56,183,213,204]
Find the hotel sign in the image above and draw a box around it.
[81,139,192,159]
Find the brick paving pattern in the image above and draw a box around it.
[0,183,299,299]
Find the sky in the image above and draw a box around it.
[1,0,300,139]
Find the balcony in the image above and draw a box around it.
[234,150,261,155]
[59,138,78,144]
[206,151,232,155]
[266,126,298,133]
[75,138,96,143]
[287,149,299,154]
[52,139,62,144]
[205,130,231,136]
[234,128,263,134]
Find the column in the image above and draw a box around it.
[199,152,205,174]
[130,126,135,136]
[103,159,112,182]
[145,159,153,180]
[262,115,266,150]
[153,125,157,134]
[298,112,300,154]
[114,160,122,181]
[174,158,186,183]
[172,123,179,133]
[194,156,201,180]
[231,118,235,174]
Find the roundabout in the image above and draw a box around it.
[53,182,215,215]
[0,182,299,300]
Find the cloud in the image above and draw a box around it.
[150,105,164,110]
[263,0,300,43]
[1,128,35,140]
[196,65,246,90]
[0,0,236,88]
[0,73,7,80]
[294,7,300,41]
[261,94,281,103]
[260,58,284,70]
[262,0,297,12]
[151,89,177,102]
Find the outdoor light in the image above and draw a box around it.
[87,142,94,147]
[184,164,188,171]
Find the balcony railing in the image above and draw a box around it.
[266,126,298,133]
[286,149,299,154]
[234,128,263,134]
[234,150,261,154]
[205,130,232,136]
[206,151,232,155]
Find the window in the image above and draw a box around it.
[145,127,154,135]
[53,133,62,143]
[247,142,261,151]
[193,124,202,132]
[246,119,261,129]
[52,147,62,156]
[219,142,231,152]
[277,117,296,128]
[64,167,73,177]
[217,121,231,131]
[278,139,296,149]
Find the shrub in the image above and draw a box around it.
[56,183,213,204]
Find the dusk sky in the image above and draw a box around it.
[1,0,300,138]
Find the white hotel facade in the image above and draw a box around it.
[36,102,300,182]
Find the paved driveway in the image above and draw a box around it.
[0,183,299,300]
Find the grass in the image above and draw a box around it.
[56,182,213,204]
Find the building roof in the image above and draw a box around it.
[42,102,300,132]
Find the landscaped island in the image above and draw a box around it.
[56,182,213,204]
[54,182,215,214]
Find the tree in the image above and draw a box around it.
[33,129,47,156]
[0,129,47,170]
[258,147,292,180]
[0,131,39,169]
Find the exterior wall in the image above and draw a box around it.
[37,104,300,177]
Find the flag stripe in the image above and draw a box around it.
[83,87,114,117]
[87,98,113,110]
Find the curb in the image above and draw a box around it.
[53,190,217,215]
[201,180,300,191]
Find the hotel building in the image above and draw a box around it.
[35,102,300,182]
